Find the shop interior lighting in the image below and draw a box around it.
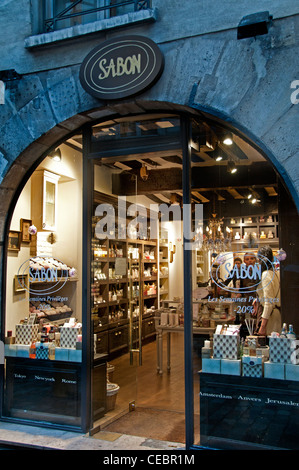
[223,132,233,146]
[211,143,225,162]
[49,148,61,162]
[227,160,237,174]
[247,190,261,204]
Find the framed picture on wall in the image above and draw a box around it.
[20,218,32,243]
[8,231,21,251]
[14,274,28,293]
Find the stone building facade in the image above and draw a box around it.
[0,0,298,448]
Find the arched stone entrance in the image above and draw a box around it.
[0,96,297,247]
[1,102,298,447]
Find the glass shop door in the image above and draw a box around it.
[85,115,184,438]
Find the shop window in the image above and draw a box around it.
[3,143,83,427]
[86,115,299,445]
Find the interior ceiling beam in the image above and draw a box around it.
[219,142,248,160]
[112,162,277,196]
[101,149,182,164]
[90,134,181,158]
[265,186,278,196]
[192,191,210,203]
[226,188,246,199]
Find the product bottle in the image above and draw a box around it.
[280,323,287,337]
[287,324,296,339]
[41,326,48,342]
[48,342,55,360]
[29,341,36,359]
[49,326,55,342]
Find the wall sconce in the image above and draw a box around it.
[169,242,176,263]
[49,148,61,162]
[237,11,273,40]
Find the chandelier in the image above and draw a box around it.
[202,213,232,253]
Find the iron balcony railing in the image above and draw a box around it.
[44,0,151,32]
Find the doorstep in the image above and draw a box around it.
[0,421,184,450]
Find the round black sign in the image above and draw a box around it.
[79,35,164,100]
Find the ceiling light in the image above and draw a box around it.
[251,198,257,204]
[49,148,61,162]
[227,161,237,174]
[223,133,233,146]
[212,143,225,162]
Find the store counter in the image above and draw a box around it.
[199,371,299,450]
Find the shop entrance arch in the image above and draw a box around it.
[1,101,299,449]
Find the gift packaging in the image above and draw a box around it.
[15,324,38,345]
[16,345,30,358]
[221,359,241,376]
[202,358,221,374]
[242,356,264,378]
[285,364,299,381]
[264,361,285,380]
[60,326,81,349]
[36,343,49,360]
[269,337,296,364]
[213,332,240,360]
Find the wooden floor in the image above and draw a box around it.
[96,333,201,443]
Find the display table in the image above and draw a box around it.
[155,324,214,374]
[199,372,299,450]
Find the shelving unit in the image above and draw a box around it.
[159,229,169,306]
[195,250,205,282]
[91,195,158,358]
[228,214,279,248]
[142,241,158,309]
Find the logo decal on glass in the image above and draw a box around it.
[17,257,76,296]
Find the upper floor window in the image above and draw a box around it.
[43,0,151,32]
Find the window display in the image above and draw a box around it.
[3,143,83,426]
